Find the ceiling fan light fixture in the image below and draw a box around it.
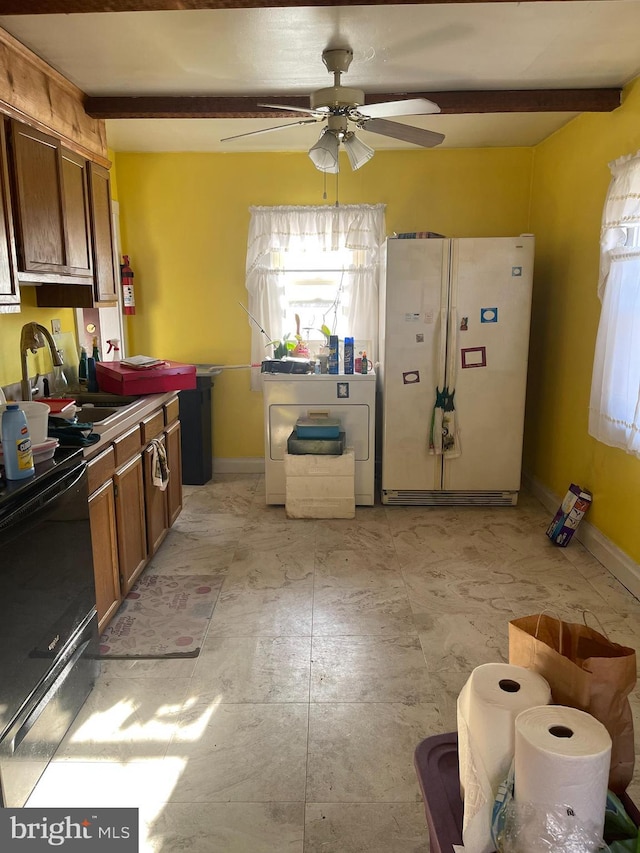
[343,132,375,170]
[308,128,340,173]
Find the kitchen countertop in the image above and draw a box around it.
[80,392,178,460]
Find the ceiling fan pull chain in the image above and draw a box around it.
[323,169,327,200]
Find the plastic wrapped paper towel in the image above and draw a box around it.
[457,662,552,853]
[513,705,612,850]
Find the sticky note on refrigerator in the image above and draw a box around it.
[480,307,498,323]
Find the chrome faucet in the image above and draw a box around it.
[20,323,64,401]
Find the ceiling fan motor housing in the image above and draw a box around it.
[311,86,365,111]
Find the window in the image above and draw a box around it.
[245,204,386,389]
[589,151,640,457]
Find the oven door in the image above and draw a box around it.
[0,455,99,806]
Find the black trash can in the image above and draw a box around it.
[178,373,215,485]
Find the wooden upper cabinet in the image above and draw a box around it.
[61,147,92,276]
[87,161,118,304]
[0,121,19,312]
[10,119,67,274]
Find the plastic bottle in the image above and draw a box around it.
[87,357,99,393]
[92,336,101,363]
[78,347,88,384]
[328,335,339,375]
[106,338,120,361]
[361,351,369,375]
[2,404,35,480]
[344,337,354,374]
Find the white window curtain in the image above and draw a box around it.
[588,150,640,457]
[245,204,386,390]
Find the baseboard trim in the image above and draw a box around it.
[523,472,640,600]
[213,457,265,474]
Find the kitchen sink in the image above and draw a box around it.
[75,406,121,424]
[73,392,139,407]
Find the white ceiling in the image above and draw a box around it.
[1,2,640,152]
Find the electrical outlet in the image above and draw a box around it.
[51,319,61,335]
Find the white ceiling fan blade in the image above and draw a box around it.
[221,118,322,142]
[364,118,445,148]
[257,102,326,116]
[357,98,441,119]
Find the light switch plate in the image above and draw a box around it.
[51,319,61,335]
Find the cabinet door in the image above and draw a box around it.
[143,439,169,557]
[114,453,148,594]
[165,420,183,527]
[61,147,92,276]
[10,120,66,273]
[0,121,19,312]
[87,161,118,304]
[88,479,121,632]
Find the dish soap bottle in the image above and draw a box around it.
[91,336,101,363]
[78,347,88,385]
[2,404,35,480]
[361,351,369,375]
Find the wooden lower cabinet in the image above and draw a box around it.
[114,453,148,595]
[165,420,183,527]
[88,478,120,632]
[143,438,169,557]
[87,399,184,628]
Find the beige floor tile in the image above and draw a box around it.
[192,636,311,702]
[311,636,432,703]
[168,703,308,802]
[304,802,429,853]
[53,677,191,763]
[27,760,185,807]
[306,702,440,802]
[143,802,304,853]
[209,585,313,636]
[313,591,417,637]
[416,613,509,673]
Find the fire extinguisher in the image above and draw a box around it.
[120,255,136,315]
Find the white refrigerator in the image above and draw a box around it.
[379,235,534,505]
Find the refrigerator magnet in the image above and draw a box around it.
[460,317,469,331]
[480,307,498,323]
[512,266,523,277]
[337,382,350,399]
[402,370,420,384]
[461,347,487,369]
[415,333,424,343]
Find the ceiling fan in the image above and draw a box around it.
[221,48,445,173]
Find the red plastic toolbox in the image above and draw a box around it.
[414,732,640,853]
[96,360,196,396]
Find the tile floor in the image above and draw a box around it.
[27,474,640,852]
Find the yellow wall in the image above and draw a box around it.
[525,79,640,564]
[114,147,533,458]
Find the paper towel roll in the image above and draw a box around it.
[514,706,612,842]
[457,663,551,853]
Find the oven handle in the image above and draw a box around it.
[10,638,91,755]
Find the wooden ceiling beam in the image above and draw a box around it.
[84,89,621,119]
[0,0,589,13]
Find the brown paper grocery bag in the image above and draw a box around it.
[509,612,636,793]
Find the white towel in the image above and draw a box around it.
[150,438,169,491]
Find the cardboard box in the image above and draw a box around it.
[546,484,592,547]
[285,449,355,518]
[96,360,196,396]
